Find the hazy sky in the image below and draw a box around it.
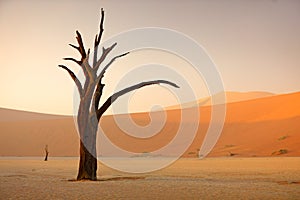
[0,0,299,115]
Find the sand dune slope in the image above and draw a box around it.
[0,92,299,157]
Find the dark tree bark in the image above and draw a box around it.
[59,8,179,180]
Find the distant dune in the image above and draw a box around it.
[167,91,274,109]
[219,91,274,104]
[0,107,70,122]
[0,91,299,157]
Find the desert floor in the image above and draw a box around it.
[0,157,300,199]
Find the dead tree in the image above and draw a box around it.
[44,145,49,161]
[59,8,179,180]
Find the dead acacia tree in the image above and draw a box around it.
[44,145,49,161]
[59,8,179,180]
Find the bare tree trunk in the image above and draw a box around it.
[77,120,97,180]
[76,96,99,180]
[77,140,97,180]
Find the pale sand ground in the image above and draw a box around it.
[0,157,300,199]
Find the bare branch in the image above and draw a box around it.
[58,65,83,97]
[87,48,91,59]
[96,80,179,119]
[68,43,80,51]
[93,34,98,67]
[97,51,129,80]
[81,48,95,83]
[76,30,87,59]
[92,44,117,112]
[92,50,129,111]
[92,83,105,111]
[94,42,117,71]
[97,8,105,46]
[93,8,105,67]
[63,57,81,65]
[66,31,95,86]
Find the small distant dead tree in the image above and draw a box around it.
[59,8,179,180]
[44,145,49,161]
[228,151,237,157]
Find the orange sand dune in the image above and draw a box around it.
[0,91,299,157]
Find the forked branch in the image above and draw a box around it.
[92,51,129,111]
[67,31,94,80]
[58,65,83,97]
[94,42,117,71]
[96,80,179,119]
[75,30,87,60]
